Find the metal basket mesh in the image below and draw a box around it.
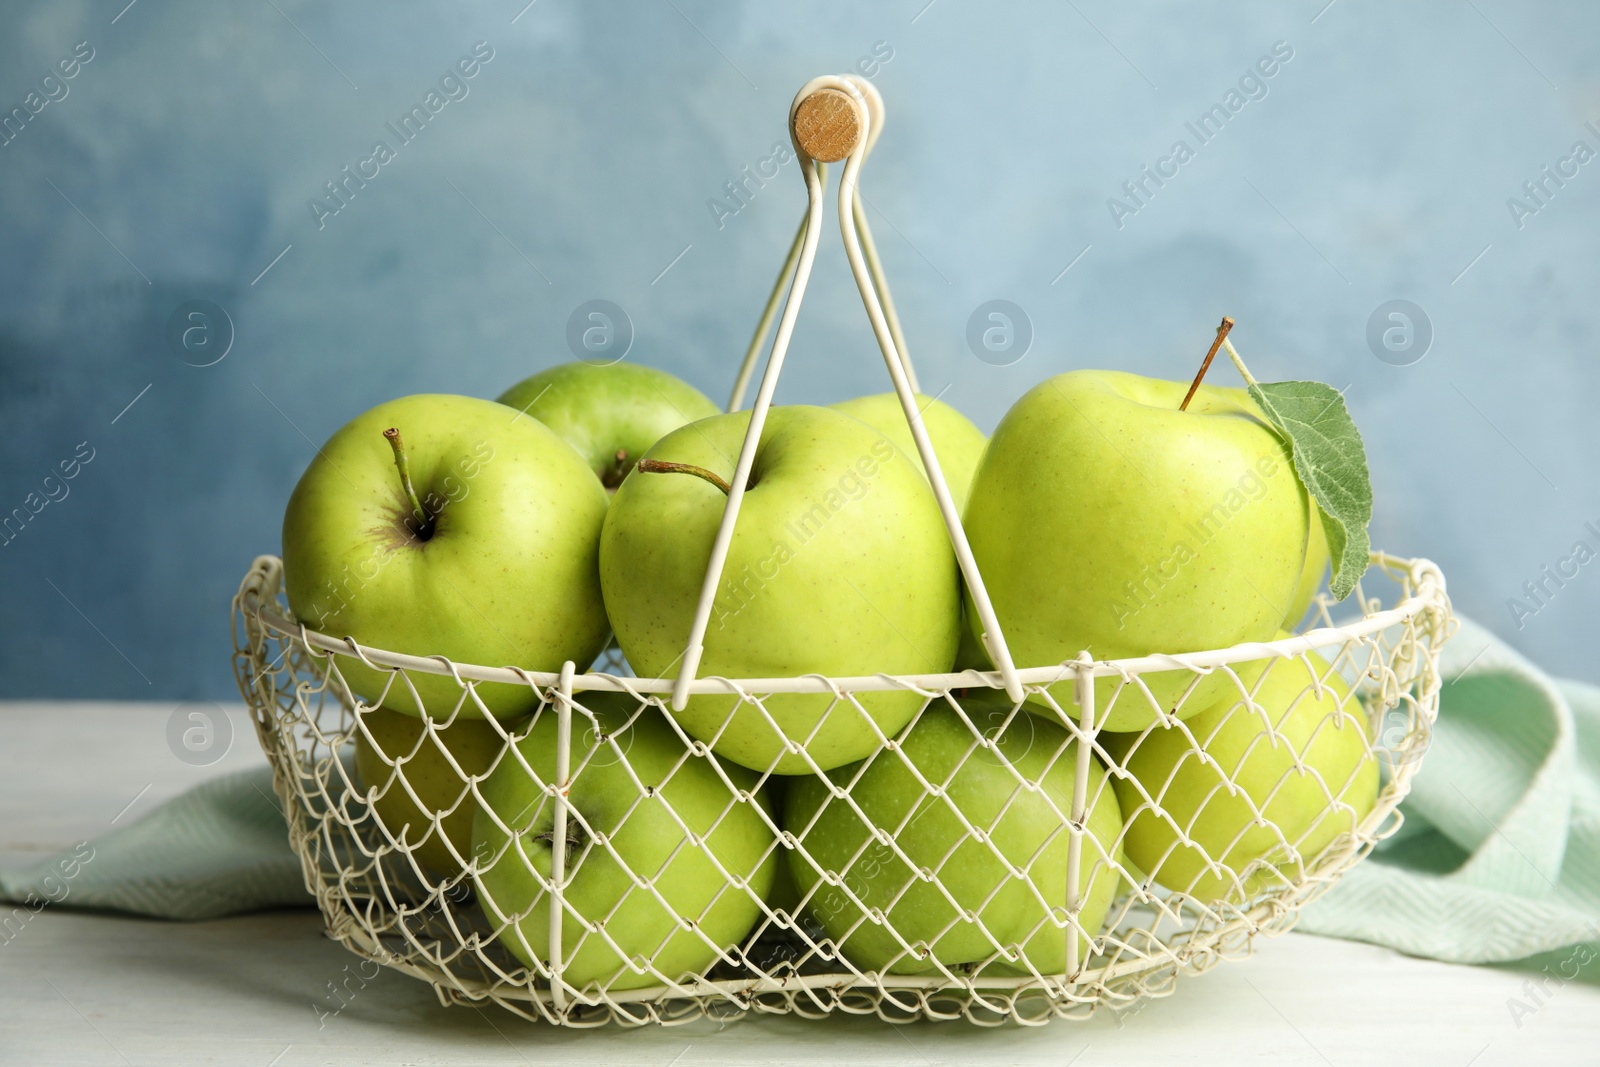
[231,551,1451,1027]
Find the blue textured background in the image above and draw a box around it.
[1,0,1596,699]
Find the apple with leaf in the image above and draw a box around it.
[962,318,1374,731]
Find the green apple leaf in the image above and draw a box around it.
[1247,380,1372,602]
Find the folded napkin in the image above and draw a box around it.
[1297,616,1600,962]
[0,765,307,921]
[4,616,1597,966]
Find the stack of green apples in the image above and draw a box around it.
[278,347,1378,993]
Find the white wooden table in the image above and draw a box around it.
[3,701,1596,1066]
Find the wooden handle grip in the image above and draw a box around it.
[792,87,862,162]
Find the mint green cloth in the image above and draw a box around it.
[0,766,307,920]
[4,617,1598,964]
[1297,617,1600,961]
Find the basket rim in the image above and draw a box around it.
[235,551,1446,698]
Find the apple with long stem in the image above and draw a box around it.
[599,406,962,774]
[281,394,611,720]
[961,321,1312,730]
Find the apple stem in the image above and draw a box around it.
[1222,336,1259,387]
[635,458,734,495]
[1179,316,1235,411]
[382,427,433,539]
[602,448,631,491]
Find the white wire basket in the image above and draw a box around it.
[233,75,1455,1027]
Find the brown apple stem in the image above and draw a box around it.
[1179,316,1235,412]
[382,427,431,534]
[602,448,631,491]
[635,458,733,495]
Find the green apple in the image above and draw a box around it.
[1106,640,1378,903]
[784,695,1124,975]
[832,393,989,671]
[831,392,988,513]
[497,362,720,490]
[355,706,507,875]
[1284,512,1330,629]
[473,691,776,991]
[600,406,961,774]
[962,370,1310,731]
[282,394,611,720]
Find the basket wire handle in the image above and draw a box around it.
[673,75,1023,710]
[1065,651,1095,977]
[548,659,576,1012]
[726,78,915,410]
[844,75,918,394]
[668,81,834,710]
[829,81,1023,702]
